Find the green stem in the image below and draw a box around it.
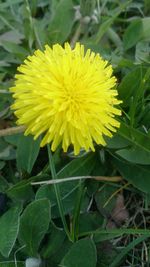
[71,181,85,242]
[47,145,72,241]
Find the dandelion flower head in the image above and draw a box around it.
[10,43,121,155]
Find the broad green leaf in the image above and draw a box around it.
[19,199,51,256]
[57,153,95,178]
[118,122,150,154]
[0,138,10,150]
[137,17,150,38]
[0,161,5,170]
[6,174,49,201]
[95,184,117,213]
[105,134,130,149]
[78,212,103,234]
[48,0,74,44]
[123,19,142,50]
[36,154,95,217]
[32,18,47,49]
[36,182,89,218]
[0,205,22,257]
[113,156,150,193]
[0,41,28,59]
[0,30,23,44]
[135,40,150,64]
[123,18,150,50]
[17,135,41,173]
[41,224,66,259]
[116,146,150,165]
[44,238,72,266]
[118,67,146,107]
[0,145,16,160]
[7,180,34,201]
[60,238,97,267]
[36,184,80,218]
[4,134,21,146]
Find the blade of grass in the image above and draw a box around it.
[47,145,72,242]
[71,181,85,241]
[110,235,150,267]
[25,0,43,50]
[79,228,150,237]
[94,1,131,44]
[129,67,150,127]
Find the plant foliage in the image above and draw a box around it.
[0,0,150,266]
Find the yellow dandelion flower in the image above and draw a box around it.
[10,43,122,155]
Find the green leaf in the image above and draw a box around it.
[60,238,97,267]
[94,1,131,44]
[0,41,28,60]
[48,0,74,44]
[41,224,66,259]
[118,122,150,154]
[36,154,95,217]
[78,212,103,234]
[95,184,117,213]
[57,153,95,178]
[123,19,142,50]
[118,67,146,107]
[116,146,150,165]
[0,161,5,170]
[79,228,150,238]
[4,134,21,146]
[135,40,150,64]
[7,180,34,201]
[36,184,79,218]
[123,18,150,50]
[19,199,51,256]
[6,174,49,201]
[0,205,22,257]
[105,134,130,149]
[36,182,89,218]
[45,238,72,266]
[95,17,117,44]
[113,156,150,193]
[0,30,23,44]
[0,145,16,160]
[17,135,41,173]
